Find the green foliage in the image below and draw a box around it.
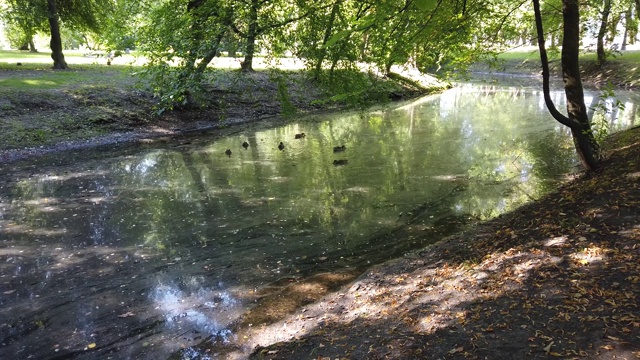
[135,63,203,115]
[269,70,297,117]
[590,82,626,142]
[311,68,400,108]
[1,0,48,48]
[3,0,113,36]
[135,0,235,111]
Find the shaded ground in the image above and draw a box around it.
[240,127,640,359]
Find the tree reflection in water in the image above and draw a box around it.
[0,81,637,359]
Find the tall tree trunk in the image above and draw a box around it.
[314,0,341,79]
[622,10,631,50]
[241,0,259,72]
[47,0,68,69]
[533,0,600,171]
[28,37,37,53]
[596,0,612,67]
[631,1,640,44]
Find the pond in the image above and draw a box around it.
[0,80,638,359]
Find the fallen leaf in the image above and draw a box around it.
[118,312,135,318]
[87,343,96,349]
[543,341,554,354]
[448,347,463,354]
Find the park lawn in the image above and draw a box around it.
[493,48,640,87]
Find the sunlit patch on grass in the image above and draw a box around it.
[0,78,63,89]
[22,79,58,86]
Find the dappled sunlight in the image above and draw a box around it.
[569,245,608,266]
[3,82,632,358]
[18,79,58,87]
[627,171,640,179]
[241,229,637,358]
[236,246,566,351]
[0,221,68,237]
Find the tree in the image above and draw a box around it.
[230,0,321,72]
[1,0,48,52]
[595,0,613,66]
[4,0,112,69]
[47,0,68,69]
[533,0,600,170]
[136,0,235,108]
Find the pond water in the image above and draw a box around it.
[0,80,638,359]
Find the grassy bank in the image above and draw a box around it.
[0,50,444,157]
[1,48,638,159]
[477,48,640,88]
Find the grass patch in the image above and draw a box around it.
[481,48,640,86]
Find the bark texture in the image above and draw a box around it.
[532,0,600,171]
[47,0,68,69]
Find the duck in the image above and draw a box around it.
[295,133,306,139]
[333,145,346,152]
[242,141,249,148]
[333,159,348,166]
[278,142,285,150]
[225,149,232,156]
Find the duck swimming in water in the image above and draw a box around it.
[333,145,346,152]
[225,149,232,156]
[242,141,249,148]
[278,142,285,150]
[295,133,306,139]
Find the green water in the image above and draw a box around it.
[0,82,637,359]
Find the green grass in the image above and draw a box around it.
[488,48,640,85]
[0,50,143,91]
[496,48,640,64]
[0,50,151,150]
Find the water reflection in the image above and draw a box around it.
[0,82,638,359]
[151,280,239,340]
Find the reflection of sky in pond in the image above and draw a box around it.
[151,280,239,340]
[0,82,638,359]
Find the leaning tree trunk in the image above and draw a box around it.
[533,0,600,171]
[47,0,68,69]
[596,0,612,67]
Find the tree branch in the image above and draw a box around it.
[532,0,576,128]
